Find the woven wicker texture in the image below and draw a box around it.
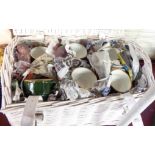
[1,31,155,125]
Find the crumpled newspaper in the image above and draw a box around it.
[60,79,92,100]
[23,53,54,78]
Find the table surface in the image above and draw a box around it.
[1,61,155,126]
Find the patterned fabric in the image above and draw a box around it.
[0,80,1,109]
[0,47,4,109]
[0,47,4,72]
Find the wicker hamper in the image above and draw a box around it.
[1,29,155,126]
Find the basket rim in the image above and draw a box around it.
[1,35,155,109]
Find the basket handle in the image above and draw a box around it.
[12,29,46,42]
[33,31,45,42]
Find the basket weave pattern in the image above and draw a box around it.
[1,35,155,125]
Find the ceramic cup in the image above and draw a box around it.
[30,46,46,59]
[23,79,57,101]
[65,43,87,59]
[110,69,132,93]
[71,67,97,89]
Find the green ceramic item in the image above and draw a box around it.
[23,79,57,101]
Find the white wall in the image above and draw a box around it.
[0,30,12,45]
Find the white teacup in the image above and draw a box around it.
[65,43,87,59]
[30,46,46,59]
[71,67,97,89]
[110,69,132,93]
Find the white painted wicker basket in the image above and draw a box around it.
[1,29,155,126]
